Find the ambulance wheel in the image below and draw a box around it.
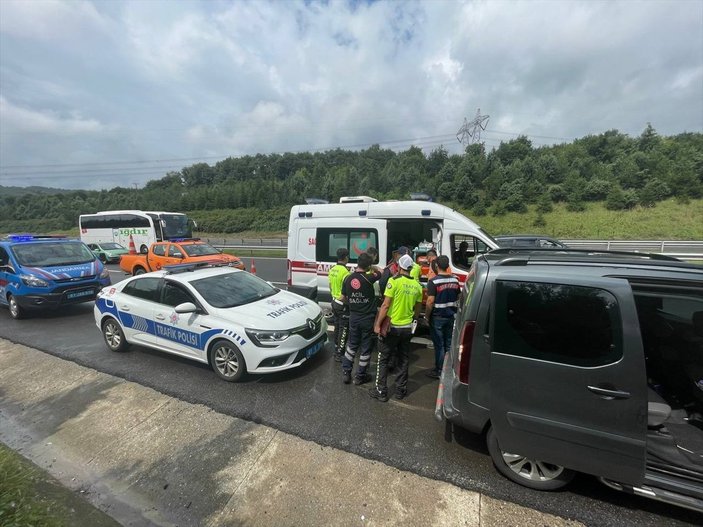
[209,339,246,382]
[133,267,147,275]
[8,295,25,320]
[102,317,129,352]
[486,426,574,490]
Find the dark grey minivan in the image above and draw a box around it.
[437,248,703,512]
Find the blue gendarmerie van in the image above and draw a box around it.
[0,234,111,319]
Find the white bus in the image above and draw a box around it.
[79,210,196,254]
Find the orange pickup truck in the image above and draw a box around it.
[119,239,245,275]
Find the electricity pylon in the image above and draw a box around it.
[457,108,490,146]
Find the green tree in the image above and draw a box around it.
[495,136,533,166]
[638,123,661,152]
[583,179,614,201]
[639,178,671,207]
[536,193,553,213]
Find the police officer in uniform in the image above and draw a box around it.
[425,255,461,379]
[329,247,350,362]
[370,254,423,402]
[340,252,381,385]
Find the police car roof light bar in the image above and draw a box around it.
[163,259,229,274]
[169,237,201,243]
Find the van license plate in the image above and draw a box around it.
[67,289,95,300]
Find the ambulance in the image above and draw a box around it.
[286,196,499,302]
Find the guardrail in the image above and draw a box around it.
[206,238,703,261]
[562,240,703,261]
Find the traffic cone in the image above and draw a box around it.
[128,234,137,255]
[250,259,256,275]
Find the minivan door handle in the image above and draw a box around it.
[587,385,631,400]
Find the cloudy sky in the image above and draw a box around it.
[1,0,701,190]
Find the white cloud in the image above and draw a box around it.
[0,0,107,41]
[0,96,104,134]
[0,0,701,190]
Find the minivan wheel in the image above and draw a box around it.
[486,427,574,490]
[209,339,246,382]
[8,295,25,320]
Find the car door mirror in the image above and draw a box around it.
[175,302,198,313]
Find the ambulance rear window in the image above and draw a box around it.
[316,229,378,263]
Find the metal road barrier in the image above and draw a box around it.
[206,238,703,261]
[562,240,703,261]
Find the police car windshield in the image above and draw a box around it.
[190,271,277,308]
[182,244,220,257]
[12,242,96,267]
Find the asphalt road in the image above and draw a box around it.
[0,263,700,527]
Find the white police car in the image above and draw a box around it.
[93,263,327,381]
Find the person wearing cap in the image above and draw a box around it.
[329,247,350,362]
[425,255,461,379]
[339,252,381,385]
[370,253,423,402]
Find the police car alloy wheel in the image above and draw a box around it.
[210,339,246,382]
[8,295,24,320]
[102,318,129,352]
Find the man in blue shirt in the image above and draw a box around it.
[425,255,461,379]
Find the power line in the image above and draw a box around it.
[0,133,458,177]
[0,128,566,182]
[0,125,571,173]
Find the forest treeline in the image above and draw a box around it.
[2,124,701,234]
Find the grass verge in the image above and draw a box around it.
[0,442,119,527]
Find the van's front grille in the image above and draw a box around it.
[54,275,97,283]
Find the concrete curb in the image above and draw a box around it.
[0,339,582,526]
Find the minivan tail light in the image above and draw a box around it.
[456,321,476,384]
[287,259,292,285]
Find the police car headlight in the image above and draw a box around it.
[20,274,49,288]
[246,329,291,347]
[99,268,110,279]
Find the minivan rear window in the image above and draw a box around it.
[494,281,622,367]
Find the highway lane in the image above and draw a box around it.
[0,265,699,526]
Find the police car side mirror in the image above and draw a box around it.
[175,302,198,314]
[0,264,15,273]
